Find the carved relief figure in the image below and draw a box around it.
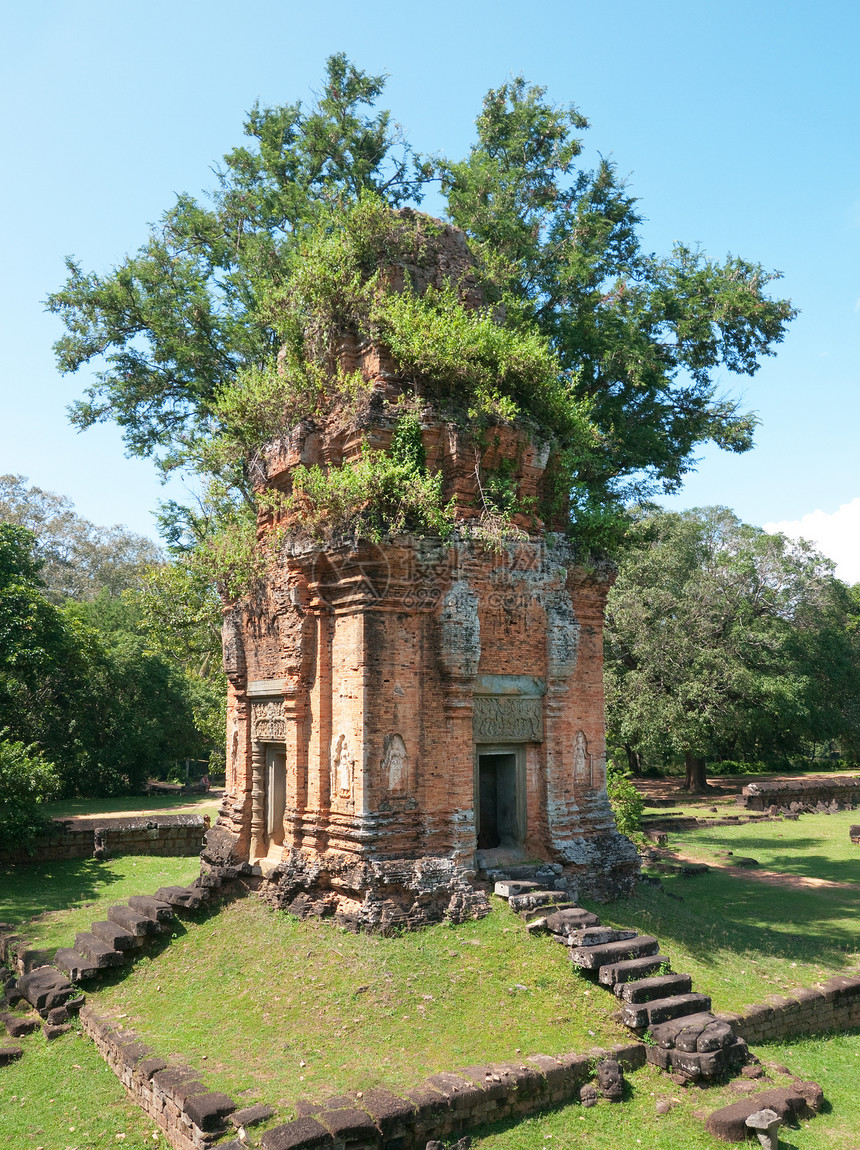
[573,730,589,786]
[382,733,408,793]
[333,734,353,797]
[473,696,543,742]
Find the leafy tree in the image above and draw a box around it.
[0,523,205,796]
[0,737,60,852]
[46,58,795,564]
[436,79,795,518]
[604,507,858,791]
[0,474,161,603]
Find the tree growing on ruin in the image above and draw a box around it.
[47,55,795,572]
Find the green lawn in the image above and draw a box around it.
[588,811,860,1015]
[468,1032,860,1150]
[42,792,220,823]
[0,1025,162,1150]
[91,895,629,1111]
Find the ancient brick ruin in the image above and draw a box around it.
[207,212,638,928]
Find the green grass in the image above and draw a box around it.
[91,895,629,1110]
[42,792,220,823]
[0,855,201,957]
[467,1033,860,1149]
[668,809,860,885]
[588,815,860,1015]
[0,1024,162,1150]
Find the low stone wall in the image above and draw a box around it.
[717,974,860,1045]
[740,776,860,811]
[0,814,209,866]
[80,1002,646,1150]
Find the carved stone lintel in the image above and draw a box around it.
[252,699,286,742]
[473,695,543,743]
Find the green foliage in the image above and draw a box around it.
[606,760,644,835]
[604,507,860,773]
[0,737,60,851]
[0,522,207,797]
[437,77,795,500]
[287,422,453,544]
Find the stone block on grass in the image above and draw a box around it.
[2,1012,39,1038]
[260,1117,334,1150]
[0,1044,23,1064]
[183,1090,238,1131]
[230,1103,276,1128]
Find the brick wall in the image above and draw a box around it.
[741,777,860,811]
[0,814,209,866]
[717,975,860,1044]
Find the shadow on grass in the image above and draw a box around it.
[590,870,860,975]
[680,828,860,886]
[0,856,118,926]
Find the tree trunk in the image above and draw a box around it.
[624,742,642,777]
[682,751,710,793]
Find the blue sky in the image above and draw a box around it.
[2,1,858,576]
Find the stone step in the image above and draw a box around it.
[494,880,542,898]
[522,902,578,924]
[17,967,72,1011]
[647,1036,748,1081]
[562,927,637,949]
[509,890,570,914]
[155,886,205,911]
[598,953,672,986]
[72,933,126,969]
[647,1011,721,1049]
[1,1012,39,1038]
[54,949,102,983]
[620,991,712,1030]
[107,904,165,936]
[127,895,174,923]
[569,934,659,970]
[614,972,692,1003]
[90,921,142,951]
[543,908,602,934]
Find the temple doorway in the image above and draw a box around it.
[476,746,524,851]
[266,747,286,849]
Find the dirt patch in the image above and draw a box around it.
[666,848,857,892]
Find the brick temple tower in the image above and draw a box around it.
[206,211,639,928]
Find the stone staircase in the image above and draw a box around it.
[53,880,217,982]
[492,877,749,1084]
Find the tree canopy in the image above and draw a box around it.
[604,507,859,789]
[0,474,161,602]
[47,54,795,565]
[0,521,206,799]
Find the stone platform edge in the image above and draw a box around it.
[80,1002,645,1150]
[716,974,860,1045]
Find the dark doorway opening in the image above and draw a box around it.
[477,751,520,850]
[266,748,286,849]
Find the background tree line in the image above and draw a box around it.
[604,506,860,791]
[0,476,223,847]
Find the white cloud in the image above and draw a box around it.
[764,497,860,584]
